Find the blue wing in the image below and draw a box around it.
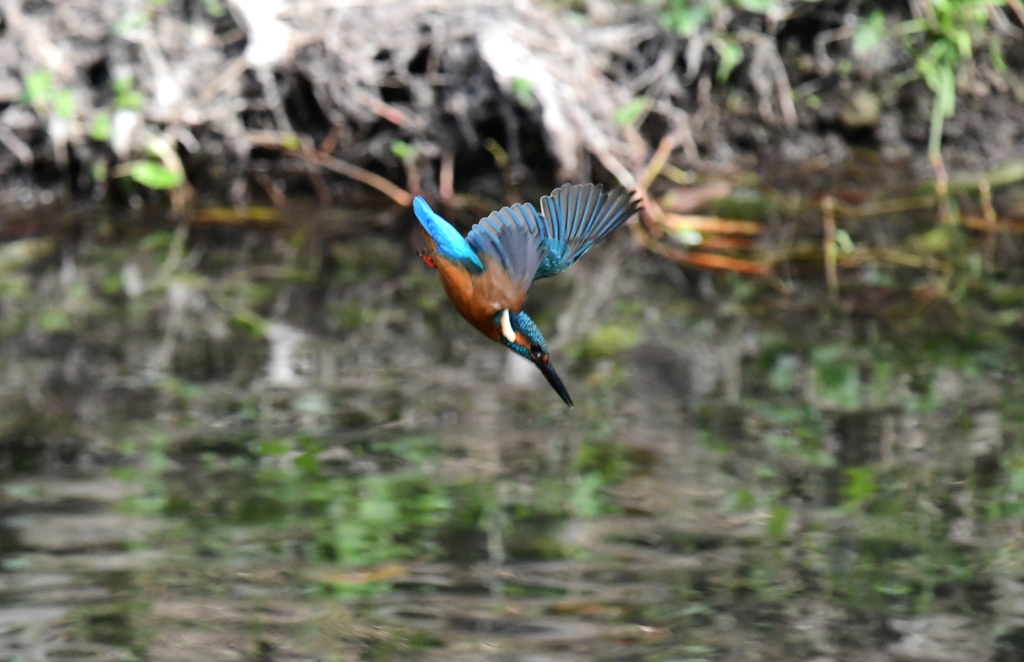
[465,184,640,287]
[533,184,641,279]
[433,184,639,291]
[414,196,484,272]
[465,202,549,291]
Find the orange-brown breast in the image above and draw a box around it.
[423,229,529,344]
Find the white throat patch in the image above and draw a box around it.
[500,309,515,343]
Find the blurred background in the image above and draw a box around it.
[2,0,1024,660]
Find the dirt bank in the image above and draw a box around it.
[0,1,1022,205]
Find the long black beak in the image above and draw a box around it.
[535,357,573,408]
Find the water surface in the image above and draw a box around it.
[1,205,1023,661]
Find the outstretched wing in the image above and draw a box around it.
[533,183,641,279]
[465,202,549,292]
[464,183,641,291]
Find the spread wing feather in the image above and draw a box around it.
[465,203,549,291]
[466,183,640,289]
[535,184,640,279]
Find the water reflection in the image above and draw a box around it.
[1,215,1023,660]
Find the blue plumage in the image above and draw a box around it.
[465,183,640,283]
[413,196,483,271]
[466,204,548,289]
[415,184,639,409]
[416,183,639,288]
[533,184,639,279]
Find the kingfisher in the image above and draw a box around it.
[414,183,642,408]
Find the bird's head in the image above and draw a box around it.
[494,309,573,408]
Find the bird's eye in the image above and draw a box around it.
[529,342,542,357]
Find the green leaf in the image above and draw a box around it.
[726,486,756,512]
[1,557,33,572]
[853,10,886,57]
[112,75,132,95]
[768,355,799,392]
[733,0,774,13]
[90,112,112,142]
[231,308,268,337]
[38,307,72,333]
[660,0,711,38]
[128,160,185,190]
[116,89,145,110]
[113,75,145,110]
[4,483,39,500]
[614,96,651,127]
[138,230,175,252]
[575,323,642,359]
[390,140,417,163]
[874,582,913,596]
[1008,461,1024,495]
[713,38,744,83]
[294,452,320,474]
[54,89,75,120]
[572,473,607,518]
[768,504,790,539]
[204,0,226,17]
[952,28,973,59]
[922,63,956,157]
[842,467,878,505]
[990,37,1007,73]
[812,345,861,410]
[255,438,291,456]
[835,229,855,255]
[114,10,148,37]
[23,70,53,108]
[512,77,534,107]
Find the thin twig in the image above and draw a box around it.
[979,177,997,265]
[638,133,677,190]
[440,151,455,202]
[949,161,1024,191]
[1,0,70,77]
[195,57,249,108]
[0,123,34,167]
[662,214,763,235]
[1008,0,1024,29]
[821,194,838,302]
[963,215,1024,234]
[840,248,953,274]
[660,181,730,212]
[647,239,774,276]
[319,126,340,156]
[301,136,333,206]
[841,195,936,217]
[402,157,422,199]
[768,38,798,127]
[931,150,949,224]
[633,179,666,240]
[252,170,287,207]
[308,154,412,206]
[697,236,755,250]
[193,207,280,224]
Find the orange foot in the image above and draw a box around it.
[418,250,436,269]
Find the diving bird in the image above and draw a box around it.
[414,183,642,407]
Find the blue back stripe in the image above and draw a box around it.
[414,197,484,271]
